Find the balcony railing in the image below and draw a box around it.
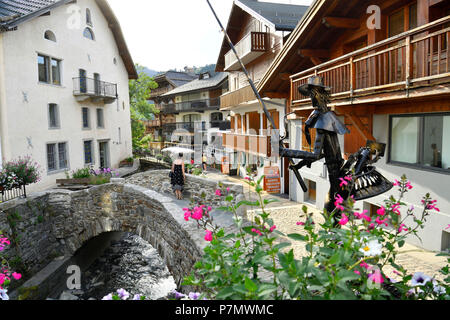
[220,84,258,110]
[149,87,171,99]
[290,16,450,107]
[161,98,220,114]
[222,132,271,157]
[211,121,231,130]
[225,32,269,71]
[146,120,161,128]
[73,77,118,104]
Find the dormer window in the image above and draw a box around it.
[86,9,92,26]
[83,27,95,40]
[44,30,56,42]
[199,72,211,80]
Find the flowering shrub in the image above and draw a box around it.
[65,167,119,185]
[182,175,450,300]
[0,234,22,300]
[102,289,147,300]
[0,156,41,188]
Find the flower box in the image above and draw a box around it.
[56,178,92,186]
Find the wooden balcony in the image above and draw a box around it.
[290,16,450,108]
[225,32,270,71]
[222,132,271,157]
[220,84,257,110]
[73,77,118,104]
[146,120,161,128]
[149,87,171,99]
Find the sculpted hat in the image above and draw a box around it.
[298,75,331,96]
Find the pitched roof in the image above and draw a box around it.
[155,71,197,87]
[215,0,309,72]
[237,0,309,31]
[0,0,138,79]
[162,72,228,97]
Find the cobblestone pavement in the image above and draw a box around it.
[203,171,448,282]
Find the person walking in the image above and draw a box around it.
[171,153,186,200]
[202,153,207,172]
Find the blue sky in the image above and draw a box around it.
[107,0,313,72]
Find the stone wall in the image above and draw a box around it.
[0,182,207,299]
[125,170,245,214]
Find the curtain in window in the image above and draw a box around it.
[391,117,419,164]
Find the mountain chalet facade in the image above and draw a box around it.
[258,0,450,251]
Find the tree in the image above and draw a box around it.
[129,64,159,149]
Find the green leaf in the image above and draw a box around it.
[274,242,291,251]
[288,233,308,241]
[236,200,260,208]
[258,284,277,298]
[398,240,405,248]
[263,198,280,205]
[216,287,235,299]
[329,252,341,265]
[244,277,258,292]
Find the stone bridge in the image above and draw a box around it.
[0,177,244,299]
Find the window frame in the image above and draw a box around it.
[388,112,450,175]
[48,103,60,129]
[37,53,62,86]
[83,27,95,41]
[96,108,105,128]
[82,107,91,129]
[46,141,70,173]
[83,139,94,165]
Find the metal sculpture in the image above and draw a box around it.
[206,0,393,219]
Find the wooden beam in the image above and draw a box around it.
[310,57,324,66]
[264,92,289,99]
[297,49,330,58]
[279,73,292,81]
[322,17,360,29]
[347,113,376,142]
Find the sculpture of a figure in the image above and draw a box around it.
[279,76,393,219]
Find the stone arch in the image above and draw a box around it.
[0,182,204,288]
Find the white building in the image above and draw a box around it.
[0,0,137,192]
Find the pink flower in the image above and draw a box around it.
[184,211,191,221]
[375,216,389,226]
[446,224,450,230]
[398,224,408,233]
[244,177,250,181]
[368,223,375,231]
[344,175,353,181]
[361,214,372,223]
[360,262,369,269]
[296,222,305,226]
[426,202,440,212]
[251,228,263,236]
[376,206,386,216]
[12,272,21,280]
[339,178,348,187]
[391,203,401,215]
[191,207,203,220]
[393,179,400,186]
[338,214,349,226]
[405,181,413,190]
[191,159,194,165]
[207,206,212,212]
[354,270,361,275]
[368,269,384,284]
[334,194,345,211]
[226,187,230,192]
[215,189,222,196]
[204,230,213,242]
[269,225,276,233]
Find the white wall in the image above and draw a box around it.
[0,0,133,192]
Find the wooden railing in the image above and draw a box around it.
[220,84,257,109]
[291,16,450,106]
[222,132,271,157]
[225,32,269,71]
[0,184,26,203]
[146,120,161,127]
[149,87,171,98]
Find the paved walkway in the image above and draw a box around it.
[202,170,448,282]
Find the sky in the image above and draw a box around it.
[107,0,313,72]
